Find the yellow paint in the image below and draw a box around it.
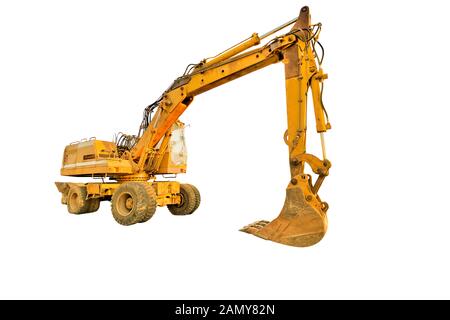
[57,6,333,247]
[57,181,181,207]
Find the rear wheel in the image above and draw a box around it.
[67,185,91,214]
[168,184,201,216]
[111,182,155,226]
[87,198,100,213]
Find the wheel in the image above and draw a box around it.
[87,198,100,213]
[138,183,157,223]
[67,185,101,214]
[67,185,91,214]
[168,184,201,216]
[111,182,156,226]
[190,184,201,212]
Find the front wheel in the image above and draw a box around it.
[168,184,201,216]
[139,184,157,223]
[111,182,156,226]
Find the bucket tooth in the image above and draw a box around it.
[240,220,269,233]
[241,175,328,247]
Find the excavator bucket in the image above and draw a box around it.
[241,6,330,247]
[241,175,328,247]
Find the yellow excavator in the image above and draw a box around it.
[55,6,331,247]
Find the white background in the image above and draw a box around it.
[0,0,449,299]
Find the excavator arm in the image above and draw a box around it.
[130,6,332,247]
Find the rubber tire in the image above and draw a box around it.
[111,182,154,226]
[86,198,100,213]
[168,184,200,216]
[138,183,157,223]
[67,185,91,214]
[189,184,201,212]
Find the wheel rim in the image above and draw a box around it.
[177,192,185,208]
[116,192,134,217]
[69,192,78,210]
